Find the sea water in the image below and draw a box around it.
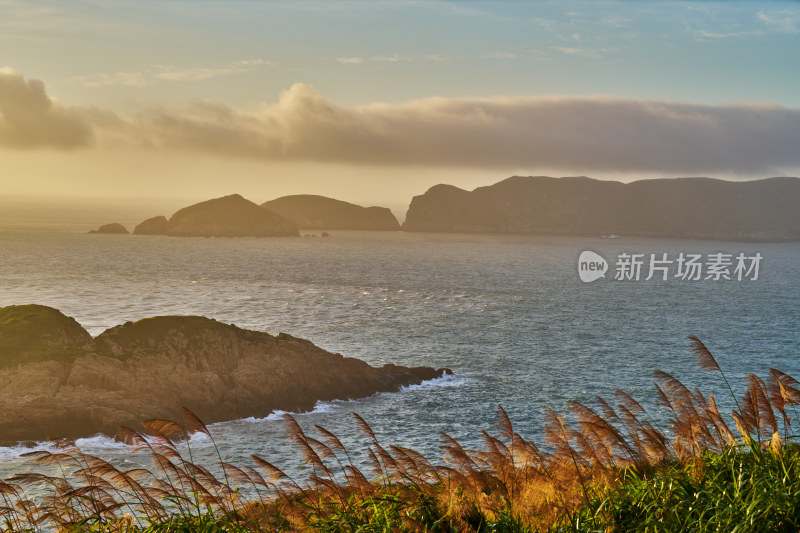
[1,226,798,483]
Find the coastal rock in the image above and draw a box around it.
[402,176,800,242]
[133,215,169,235]
[88,222,129,234]
[261,195,400,230]
[0,305,449,443]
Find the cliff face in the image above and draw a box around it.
[403,176,800,242]
[0,305,448,443]
[261,195,400,230]
[133,195,300,237]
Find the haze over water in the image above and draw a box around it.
[1,215,798,480]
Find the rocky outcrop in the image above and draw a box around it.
[133,195,299,238]
[402,176,800,242]
[88,223,129,234]
[261,195,400,230]
[0,305,449,443]
[133,215,169,235]
[0,305,92,369]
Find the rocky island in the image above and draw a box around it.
[403,176,800,242]
[88,222,129,234]
[261,194,400,230]
[133,194,299,237]
[0,304,449,443]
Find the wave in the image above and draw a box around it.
[236,372,471,424]
[238,399,345,423]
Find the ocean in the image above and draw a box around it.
[1,222,799,484]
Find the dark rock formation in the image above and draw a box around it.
[0,305,449,443]
[88,223,129,234]
[133,195,299,237]
[261,195,400,230]
[403,176,800,242]
[133,215,169,235]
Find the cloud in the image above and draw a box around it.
[551,46,605,58]
[69,59,273,88]
[695,29,759,40]
[0,68,92,149]
[370,54,405,62]
[3,71,800,175]
[479,52,516,59]
[70,71,151,88]
[117,83,800,175]
[335,57,363,64]
[757,11,800,34]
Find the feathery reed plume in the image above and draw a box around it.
[251,455,301,493]
[769,368,800,439]
[352,412,376,441]
[688,334,742,415]
[688,334,720,372]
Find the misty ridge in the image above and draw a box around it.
[87,176,800,243]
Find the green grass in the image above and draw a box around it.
[567,443,800,532]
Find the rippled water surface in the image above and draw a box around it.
[1,228,799,482]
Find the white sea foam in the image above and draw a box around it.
[0,441,57,463]
[238,399,346,424]
[237,373,468,425]
[74,433,128,450]
[399,372,471,392]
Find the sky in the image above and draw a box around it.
[1,0,800,212]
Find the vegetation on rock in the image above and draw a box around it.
[0,304,91,368]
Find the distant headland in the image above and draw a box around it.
[403,176,800,242]
[0,304,450,443]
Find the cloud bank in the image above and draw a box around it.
[2,70,800,175]
[0,69,92,149]
[130,83,800,174]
